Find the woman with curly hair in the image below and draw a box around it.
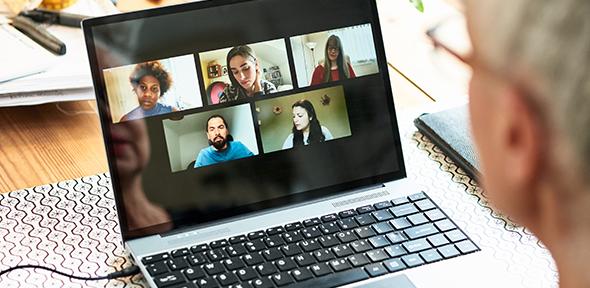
[218,45,277,103]
[282,99,333,149]
[121,61,178,121]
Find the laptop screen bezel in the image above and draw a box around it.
[82,0,406,241]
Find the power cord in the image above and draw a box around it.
[0,265,140,281]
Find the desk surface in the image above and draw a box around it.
[0,0,467,193]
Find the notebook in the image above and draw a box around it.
[82,0,517,287]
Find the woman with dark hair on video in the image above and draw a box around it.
[120,61,178,122]
[282,99,333,149]
[310,35,356,85]
[218,45,277,103]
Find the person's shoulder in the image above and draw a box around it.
[156,102,176,113]
[122,106,142,121]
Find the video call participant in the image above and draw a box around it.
[218,45,277,103]
[283,99,333,149]
[310,35,356,85]
[195,115,254,168]
[120,61,178,122]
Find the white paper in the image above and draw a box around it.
[0,88,94,107]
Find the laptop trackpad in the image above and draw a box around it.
[355,274,416,288]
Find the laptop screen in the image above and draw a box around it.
[83,0,405,239]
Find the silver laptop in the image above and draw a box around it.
[82,0,515,287]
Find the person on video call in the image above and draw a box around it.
[310,35,356,86]
[467,0,589,287]
[120,61,178,122]
[218,45,277,103]
[283,99,333,149]
[194,115,254,168]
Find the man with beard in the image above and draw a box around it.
[194,114,254,168]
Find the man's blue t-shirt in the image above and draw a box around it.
[194,141,254,168]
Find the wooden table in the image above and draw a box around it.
[0,0,469,193]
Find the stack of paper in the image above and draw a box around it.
[0,0,119,107]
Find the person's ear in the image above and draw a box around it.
[498,85,546,221]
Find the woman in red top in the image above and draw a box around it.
[310,35,356,85]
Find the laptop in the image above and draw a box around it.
[82,0,518,287]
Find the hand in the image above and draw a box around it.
[253,61,262,93]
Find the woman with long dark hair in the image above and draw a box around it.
[282,99,333,149]
[310,35,356,85]
[218,45,277,103]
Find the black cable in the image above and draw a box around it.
[0,264,140,281]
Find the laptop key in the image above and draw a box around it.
[282,231,303,243]
[301,227,321,239]
[262,248,283,261]
[356,205,375,214]
[414,199,436,211]
[203,262,225,275]
[285,222,303,231]
[303,218,321,227]
[183,267,205,280]
[229,235,248,244]
[142,252,170,265]
[226,244,248,257]
[389,203,419,217]
[251,277,274,288]
[321,214,338,222]
[187,254,207,266]
[287,268,369,288]
[339,209,356,218]
[244,239,266,252]
[223,257,245,270]
[165,258,188,271]
[403,238,432,253]
[372,222,394,234]
[391,196,409,206]
[427,234,450,247]
[355,214,376,226]
[255,262,278,276]
[147,262,169,276]
[389,218,412,230]
[294,253,316,266]
[171,248,190,258]
[337,218,358,230]
[332,244,353,257]
[153,271,185,287]
[310,263,332,277]
[372,210,394,222]
[386,231,408,244]
[438,244,461,258]
[236,267,257,281]
[374,201,393,210]
[350,239,372,253]
[290,267,313,281]
[383,258,406,272]
[434,219,457,232]
[407,213,429,225]
[266,226,285,236]
[329,258,352,272]
[404,223,439,239]
[364,263,387,277]
[318,235,339,247]
[366,249,389,262]
[354,226,376,239]
[205,248,227,261]
[190,244,209,254]
[217,272,239,286]
[194,277,217,288]
[347,254,370,267]
[248,231,266,240]
[264,235,285,247]
[445,229,467,243]
[455,240,478,254]
[280,243,302,256]
[425,209,446,222]
[275,258,297,271]
[384,244,407,257]
[336,231,358,243]
[299,239,321,252]
[420,249,443,263]
[408,192,427,201]
[313,249,335,262]
[270,272,294,286]
[210,239,229,249]
[368,235,390,248]
[319,222,340,234]
[401,253,425,267]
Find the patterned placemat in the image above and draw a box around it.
[0,126,558,287]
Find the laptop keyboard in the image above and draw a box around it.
[141,192,479,288]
